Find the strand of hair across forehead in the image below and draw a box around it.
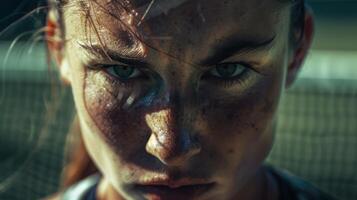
[97,0,199,67]
[49,0,305,66]
[49,0,201,67]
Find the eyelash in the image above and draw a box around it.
[86,62,254,89]
[220,71,250,87]
[87,64,144,87]
[202,62,253,88]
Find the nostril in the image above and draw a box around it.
[145,131,201,166]
[145,109,201,166]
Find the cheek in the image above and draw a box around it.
[198,66,285,146]
[83,70,150,158]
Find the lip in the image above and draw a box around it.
[134,179,215,200]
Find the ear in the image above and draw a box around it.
[286,6,314,88]
[46,11,71,85]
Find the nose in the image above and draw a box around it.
[145,109,201,166]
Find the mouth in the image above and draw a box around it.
[134,179,215,200]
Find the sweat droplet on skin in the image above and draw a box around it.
[106,102,113,108]
[127,14,134,25]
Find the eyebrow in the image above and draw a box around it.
[78,35,276,68]
[200,35,277,66]
[78,43,149,67]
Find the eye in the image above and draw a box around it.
[201,62,253,88]
[209,63,246,79]
[105,65,142,80]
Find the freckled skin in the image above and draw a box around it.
[61,0,297,199]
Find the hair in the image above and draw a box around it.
[47,0,307,189]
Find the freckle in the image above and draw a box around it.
[250,123,259,131]
[228,149,234,154]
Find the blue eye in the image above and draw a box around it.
[209,63,246,78]
[106,65,142,80]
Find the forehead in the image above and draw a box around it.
[66,0,289,59]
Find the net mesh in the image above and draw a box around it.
[0,3,357,200]
[266,50,357,200]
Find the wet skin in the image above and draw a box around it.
[59,0,297,199]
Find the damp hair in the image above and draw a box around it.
[49,0,306,38]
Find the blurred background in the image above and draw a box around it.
[0,0,356,199]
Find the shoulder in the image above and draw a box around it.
[266,166,338,200]
[44,174,100,200]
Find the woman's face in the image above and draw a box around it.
[60,0,294,199]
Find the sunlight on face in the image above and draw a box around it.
[61,0,292,199]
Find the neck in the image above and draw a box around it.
[97,178,125,200]
[231,167,279,200]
